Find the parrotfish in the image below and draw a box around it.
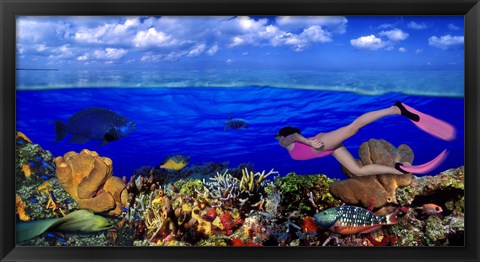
[313,205,401,235]
[160,154,190,171]
[54,107,135,145]
[224,116,249,131]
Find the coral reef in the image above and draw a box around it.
[15,132,465,247]
[391,166,464,246]
[274,172,341,215]
[55,149,128,215]
[330,139,413,214]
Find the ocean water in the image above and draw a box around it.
[16,69,464,180]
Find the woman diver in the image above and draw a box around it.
[275,101,455,176]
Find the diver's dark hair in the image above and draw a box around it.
[275,126,301,137]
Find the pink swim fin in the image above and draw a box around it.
[395,101,456,141]
[395,149,449,174]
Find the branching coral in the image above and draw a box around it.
[239,168,278,192]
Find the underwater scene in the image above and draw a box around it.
[15,16,464,247]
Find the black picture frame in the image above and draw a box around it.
[1,0,479,261]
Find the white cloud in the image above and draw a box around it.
[407,21,427,30]
[226,59,234,64]
[379,29,409,41]
[140,54,162,62]
[77,48,127,61]
[415,49,424,55]
[133,28,174,48]
[93,48,127,60]
[428,35,464,50]
[448,24,460,31]
[35,44,48,52]
[399,47,406,52]
[17,16,350,65]
[207,45,219,56]
[377,23,394,29]
[187,44,206,57]
[301,25,331,43]
[48,45,75,59]
[385,46,394,51]
[350,35,386,50]
[74,17,142,45]
[276,16,348,34]
[77,55,88,61]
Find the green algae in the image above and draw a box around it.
[173,179,204,196]
[273,172,341,215]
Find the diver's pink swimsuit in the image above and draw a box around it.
[288,142,334,160]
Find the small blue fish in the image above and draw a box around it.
[27,161,36,166]
[224,116,249,131]
[49,192,57,201]
[35,156,43,161]
[133,215,141,220]
[17,139,26,145]
[46,233,56,238]
[41,175,50,180]
[28,197,38,203]
[58,237,66,243]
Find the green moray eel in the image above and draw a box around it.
[16,209,113,242]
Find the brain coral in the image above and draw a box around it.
[55,149,127,216]
[330,139,413,214]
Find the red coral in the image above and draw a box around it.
[231,238,262,247]
[205,207,217,221]
[301,216,318,233]
[220,212,242,235]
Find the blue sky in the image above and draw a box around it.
[16,16,464,71]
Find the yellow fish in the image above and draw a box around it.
[160,155,190,171]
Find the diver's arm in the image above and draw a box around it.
[290,133,323,149]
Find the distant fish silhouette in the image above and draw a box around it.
[54,107,135,145]
[224,115,249,131]
[160,155,190,171]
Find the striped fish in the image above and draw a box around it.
[224,117,249,131]
[313,205,400,235]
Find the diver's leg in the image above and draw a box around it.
[315,106,400,150]
[331,146,404,176]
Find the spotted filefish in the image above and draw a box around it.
[224,117,249,131]
[55,107,136,145]
[313,205,400,235]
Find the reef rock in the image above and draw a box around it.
[391,166,464,246]
[330,139,413,214]
[55,149,127,215]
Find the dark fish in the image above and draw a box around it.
[224,116,249,131]
[28,197,38,203]
[55,107,135,145]
[313,205,400,235]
